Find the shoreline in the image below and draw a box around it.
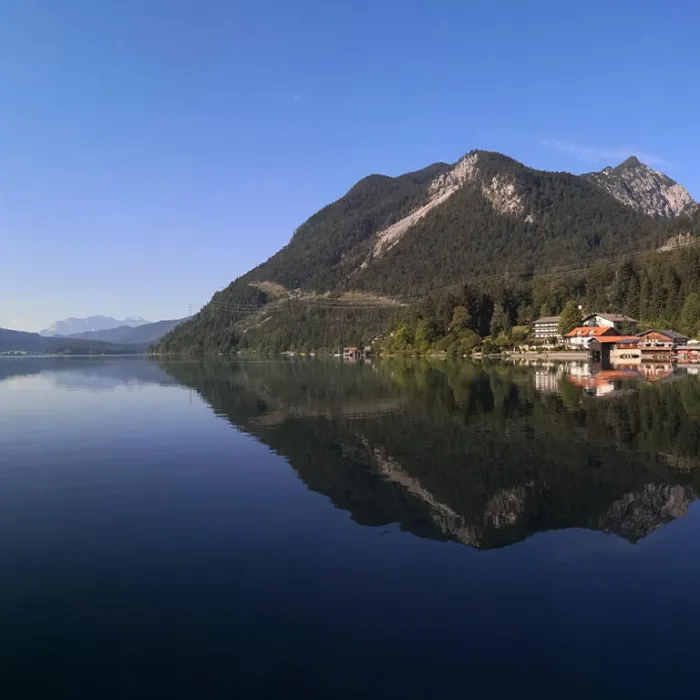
[504,351,590,361]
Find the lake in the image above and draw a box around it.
[2,356,700,698]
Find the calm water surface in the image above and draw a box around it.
[2,356,700,698]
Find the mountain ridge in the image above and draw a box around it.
[41,315,150,337]
[0,327,143,354]
[67,318,188,345]
[157,149,699,354]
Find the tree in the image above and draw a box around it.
[392,325,413,351]
[490,305,508,337]
[681,293,700,337]
[511,325,530,343]
[449,305,469,331]
[456,328,480,354]
[415,318,439,351]
[558,301,582,335]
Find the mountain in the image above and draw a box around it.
[584,156,697,218]
[157,150,698,354]
[41,315,150,337]
[0,328,47,353]
[67,318,188,345]
[0,327,142,355]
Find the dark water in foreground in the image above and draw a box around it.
[2,356,700,698]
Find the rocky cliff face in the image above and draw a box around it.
[584,156,697,218]
[371,151,527,258]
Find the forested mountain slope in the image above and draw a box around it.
[157,150,698,353]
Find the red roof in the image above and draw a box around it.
[590,335,639,344]
[565,326,614,338]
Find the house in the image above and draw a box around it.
[588,336,640,366]
[582,313,638,334]
[532,316,561,343]
[564,326,616,349]
[636,329,689,358]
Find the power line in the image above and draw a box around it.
[399,236,700,302]
[195,236,700,320]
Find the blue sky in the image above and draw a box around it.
[1,0,698,331]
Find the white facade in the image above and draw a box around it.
[583,315,615,328]
[532,317,561,342]
[582,314,638,333]
[567,335,595,349]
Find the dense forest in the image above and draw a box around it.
[382,220,700,355]
[156,150,699,354]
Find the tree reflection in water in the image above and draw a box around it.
[160,358,700,549]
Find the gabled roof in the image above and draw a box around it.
[589,335,639,345]
[583,313,638,323]
[533,316,560,324]
[565,326,613,338]
[637,329,688,340]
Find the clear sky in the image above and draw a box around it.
[1,0,698,331]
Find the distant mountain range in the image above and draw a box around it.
[157,149,699,354]
[67,318,189,345]
[1,316,187,354]
[0,327,141,355]
[41,315,150,337]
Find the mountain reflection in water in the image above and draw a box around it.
[159,358,700,549]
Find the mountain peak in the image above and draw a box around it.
[613,155,643,172]
[584,158,696,218]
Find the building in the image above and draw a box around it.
[582,313,638,334]
[636,329,688,358]
[343,346,361,359]
[564,326,616,349]
[588,336,640,366]
[532,316,561,342]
